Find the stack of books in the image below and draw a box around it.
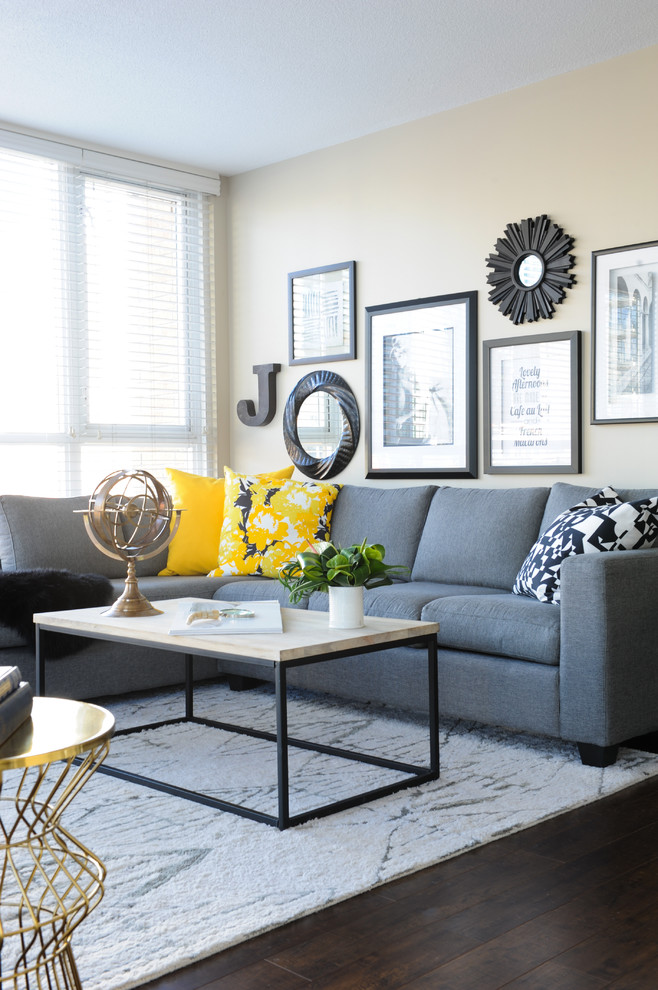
[0,666,33,748]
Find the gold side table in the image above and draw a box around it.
[0,697,115,989]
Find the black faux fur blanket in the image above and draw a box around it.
[0,569,114,658]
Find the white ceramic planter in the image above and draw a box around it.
[328,585,365,629]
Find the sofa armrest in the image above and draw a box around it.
[559,548,658,747]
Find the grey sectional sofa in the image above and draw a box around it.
[1,481,657,767]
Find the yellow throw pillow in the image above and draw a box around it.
[209,468,342,580]
[159,465,294,576]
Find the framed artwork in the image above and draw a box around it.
[288,261,356,365]
[592,240,658,423]
[483,330,581,474]
[365,291,477,479]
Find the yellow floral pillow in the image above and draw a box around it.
[159,465,294,576]
[209,468,342,580]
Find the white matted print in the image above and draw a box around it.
[484,331,581,474]
[592,241,658,423]
[366,292,477,478]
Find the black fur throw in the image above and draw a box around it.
[0,569,114,659]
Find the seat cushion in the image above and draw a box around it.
[213,578,309,609]
[411,486,549,589]
[420,593,561,665]
[306,581,506,619]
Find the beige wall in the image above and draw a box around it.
[221,44,658,489]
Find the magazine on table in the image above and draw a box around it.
[168,598,283,636]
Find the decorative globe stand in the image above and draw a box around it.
[79,469,182,617]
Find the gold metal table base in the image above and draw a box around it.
[0,700,114,988]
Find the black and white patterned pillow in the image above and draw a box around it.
[513,488,658,605]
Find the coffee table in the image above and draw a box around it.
[33,600,439,830]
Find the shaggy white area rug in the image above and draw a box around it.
[50,681,658,990]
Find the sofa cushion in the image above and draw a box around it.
[209,470,341,580]
[305,581,506,619]
[328,484,436,577]
[420,593,561,665]
[212,578,309,609]
[411,486,549,590]
[514,493,658,605]
[0,495,123,577]
[159,464,294,577]
[0,494,168,578]
[541,482,658,532]
[133,574,234,602]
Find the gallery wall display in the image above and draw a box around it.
[485,215,576,325]
[592,240,658,424]
[483,330,581,474]
[283,369,360,480]
[365,291,477,479]
[288,261,356,365]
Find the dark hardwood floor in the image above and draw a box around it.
[134,770,658,990]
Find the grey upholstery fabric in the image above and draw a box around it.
[617,487,658,502]
[0,494,169,577]
[421,593,560,665]
[286,644,434,714]
[412,486,549,589]
[308,581,505,620]
[539,482,612,532]
[213,578,309,608]
[11,639,218,701]
[288,644,560,735]
[438,649,560,737]
[540,482,658,533]
[559,548,658,745]
[129,574,231,601]
[329,484,436,576]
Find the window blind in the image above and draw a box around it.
[0,141,217,497]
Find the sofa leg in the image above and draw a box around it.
[577,742,619,767]
[226,674,264,692]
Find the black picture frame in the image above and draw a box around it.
[288,261,356,365]
[365,291,477,479]
[483,330,581,474]
[592,240,658,424]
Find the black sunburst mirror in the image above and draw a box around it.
[485,215,576,325]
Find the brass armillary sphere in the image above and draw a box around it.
[80,469,182,617]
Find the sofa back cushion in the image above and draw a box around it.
[412,486,550,590]
[328,484,436,577]
[540,481,658,533]
[0,494,168,577]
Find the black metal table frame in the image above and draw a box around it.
[35,622,439,830]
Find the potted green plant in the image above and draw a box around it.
[279,539,408,628]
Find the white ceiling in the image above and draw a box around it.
[1,0,658,177]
